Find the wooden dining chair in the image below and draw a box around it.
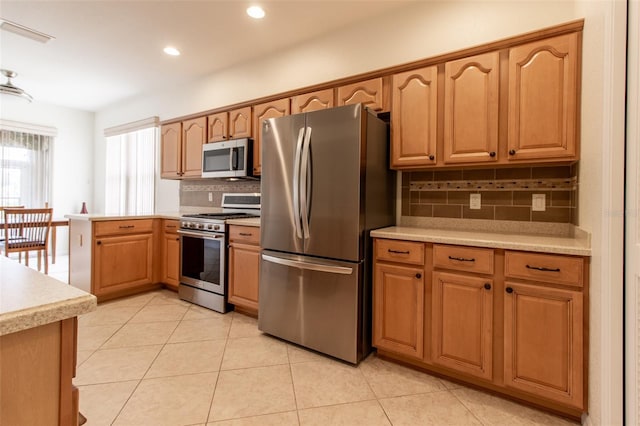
[0,206,24,256]
[2,208,53,274]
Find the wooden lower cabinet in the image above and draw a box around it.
[93,233,154,298]
[432,271,493,381]
[372,238,588,418]
[0,318,78,426]
[161,219,180,290]
[373,262,425,359]
[503,281,584,408]
[228,225,261,314]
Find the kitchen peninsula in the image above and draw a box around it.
[0,256,96,426]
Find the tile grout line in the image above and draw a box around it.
[449,388,488,426]
[204,310,234,424]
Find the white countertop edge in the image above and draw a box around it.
[1,294,96,336]
[226,218,261,227]
[371,226,591,256]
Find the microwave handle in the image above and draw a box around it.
[230,147,238,170]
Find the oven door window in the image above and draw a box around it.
[203,148,231,173]
[180,234,224,294]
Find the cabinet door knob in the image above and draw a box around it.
[484,283,491,290]
[175,237,180,241]
[429,154,435,161]
[489,151,496,157]
[508,149,516,155]
[96,240,102,245]
[415,273,422,279]
[506,287,513,294]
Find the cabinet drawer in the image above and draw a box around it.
[375,239,425,265]
[94,219,154,237]
[504,251,584,288]
[163,219,179,234]
[229,225,261,245]
[433,244,494,275]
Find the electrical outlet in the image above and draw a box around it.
[470,193,481,210]
[532,194,546,211]
[208,192,213,202]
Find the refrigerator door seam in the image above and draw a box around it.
[262,253,353,275]
[293,127,306,239]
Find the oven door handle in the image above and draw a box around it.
[177,229,225,240]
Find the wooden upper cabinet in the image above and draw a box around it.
[338,77,388,112]
[207,112,227,143]
[182,116,206,177]
[291,89,335,114]
[444,52,500,164]
[253,98,290,175]
[504,281,584,408]
[207,107,252,143]
[431,271,493,381]
[160,123,182,179]
[390,66,438,168]
[229,106,252,139]
[508,33,579,161]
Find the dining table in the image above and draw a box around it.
[1,218,69,264]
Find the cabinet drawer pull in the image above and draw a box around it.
[415,273,422,279]
[506,287,513,293]
[239,232,253,236]
[448,255,475,262]
[526,264,561,272]
[388,249,410,254]
[484,283,491,290]
[119,225,135,229]
[166,225,176,228]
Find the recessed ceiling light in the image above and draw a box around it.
[163,46,180,56]
[246,6,265,19]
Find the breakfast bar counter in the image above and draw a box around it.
[0,256,96,426]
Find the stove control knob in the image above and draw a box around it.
[207,224,213,230]
[197,223,204,230]
[214,225,221,231]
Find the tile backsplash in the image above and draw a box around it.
[402,165,578,225]
[180,179,260,208]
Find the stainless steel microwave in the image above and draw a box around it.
[202,138,255,179]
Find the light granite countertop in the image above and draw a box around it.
[0,257,97,336]
[66,211,261,227]
[226,217,261,227]
[371,226,591,256]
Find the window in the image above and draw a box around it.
[0,128,52,207]
[104,118,158,215]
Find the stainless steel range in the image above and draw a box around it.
[178,193,260,312]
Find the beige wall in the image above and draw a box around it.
[94,1,626,424]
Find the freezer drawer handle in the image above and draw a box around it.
[262,254,353,275]
[525,264,561,272]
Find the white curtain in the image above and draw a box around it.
[105,126,157,215]
[0,129,52,207]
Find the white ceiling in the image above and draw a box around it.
[0,1,411,112]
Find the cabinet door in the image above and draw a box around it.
[182,116,206,177]
[229,106,252,139]
[207,112,228,143]
[160,123,182,178]
[93,233,154,297]
[391,66,438,168]
[504,281,584,408]
[162,232,180,290]
[228,242,260,311]
[508,33,579,161]
[291,88,335,113]
[253,98,290,175]
[444,52,499,164]
[338,77,387,111]
[373,262,424,359]
[432,272,493,380]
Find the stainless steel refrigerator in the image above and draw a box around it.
[258,103,395,364]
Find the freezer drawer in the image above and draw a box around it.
[258,250,364,364]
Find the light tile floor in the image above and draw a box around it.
[74,289,580,426]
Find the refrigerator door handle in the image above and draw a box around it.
[300,126,312,239]
[262,253,353,275]
[293,127,306,239]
